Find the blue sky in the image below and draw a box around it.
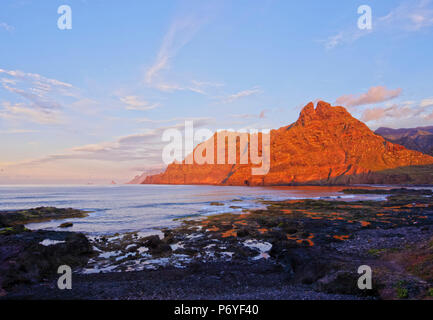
[0,0,433,184]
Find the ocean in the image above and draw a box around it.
[0,184,389,236]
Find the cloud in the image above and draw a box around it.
[420,98,433,108]
[361,99,433,125]
[323,33,344,50]
[223,87,262,103]
[230,110,268,120]
[425,110,433,120]
[191,80,224,88]
[136,116,212,124]
[143,13,223,95]
[0,129,39,134]
[144,16,205,92]
[379,0,433,31]
[0,22,14,32]
[0,69,76,124]
[120,96,160,111]
[0,102,61,124]
[145,16,204,84]
[0,69,73,91]
[17,118,214,167]
[322,0,433,49]
[336,86,402,107]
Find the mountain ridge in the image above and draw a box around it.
[142,101,433,186]
[375,126,433,156]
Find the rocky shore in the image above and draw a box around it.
[0,207,93,295]
[2,189,433,300]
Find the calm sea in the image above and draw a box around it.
[0,185,389,236]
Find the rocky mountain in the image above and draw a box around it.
[375,126,433,156]
[128,173,148,184]
[143,101,433,186]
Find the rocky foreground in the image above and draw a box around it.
[2,189,433,300]
[0,207,93,295]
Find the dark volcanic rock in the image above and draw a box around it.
[342,188,433,195]
[0,207,88,227]
[59,222,73,228]
[0,229,93,291]
[143,235,172,254]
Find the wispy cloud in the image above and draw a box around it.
[0,22,14,32]
[0,102,62,124]
[336,86,402,108]
[143,12,224,96]
[13,118,214,168]
[322,0,433,49]
[420,97,433,108]
[0,68,76,124]
[0,128,39,134]
[0,69,73,92]
[222,86,262,103]
[230,109,268,120]
[323,33,344,50]
[144,16,205,92]
[361,99,433,127]
[144,16,198,85]
[361,103,413,122]
[120,96,160,111]
[136,116,212,124]
[379,0,433,31]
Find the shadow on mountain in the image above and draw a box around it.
[305,164,433,186]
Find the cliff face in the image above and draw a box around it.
[375,126,433,156]
[143,101,433,186]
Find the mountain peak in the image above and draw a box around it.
[298,101,351,125]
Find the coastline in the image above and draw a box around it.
[2,188,433,299]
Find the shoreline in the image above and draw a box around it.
[2,188,433,299]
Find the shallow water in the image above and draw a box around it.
[0,184,390,236]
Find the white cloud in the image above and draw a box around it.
[230,110,268,120]
[322,0,433,49]
[136,116,212,124]
[0,69,73,91]
[120,96,160,111]
[379,0,433,31]
[336,86,402,107]
[0,22,14,32]
[12,118,214,168]
[144,16,203,84]
[0,102,61,124]
[424,110,433,120]
[0,129,39,134]
[222,86,262,103]
[420,98,433,108]
[323,33,344,50]
[144,17,203,91]
[143,15,223,96]
[360,98,433,128]
[0,69,77,124]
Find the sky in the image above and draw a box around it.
[0,0,433,184]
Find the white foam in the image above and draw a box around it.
[39,239,65,246]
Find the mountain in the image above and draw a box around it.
[375,126,433,156]
[128,173,148,184]
[143,101,433,186]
